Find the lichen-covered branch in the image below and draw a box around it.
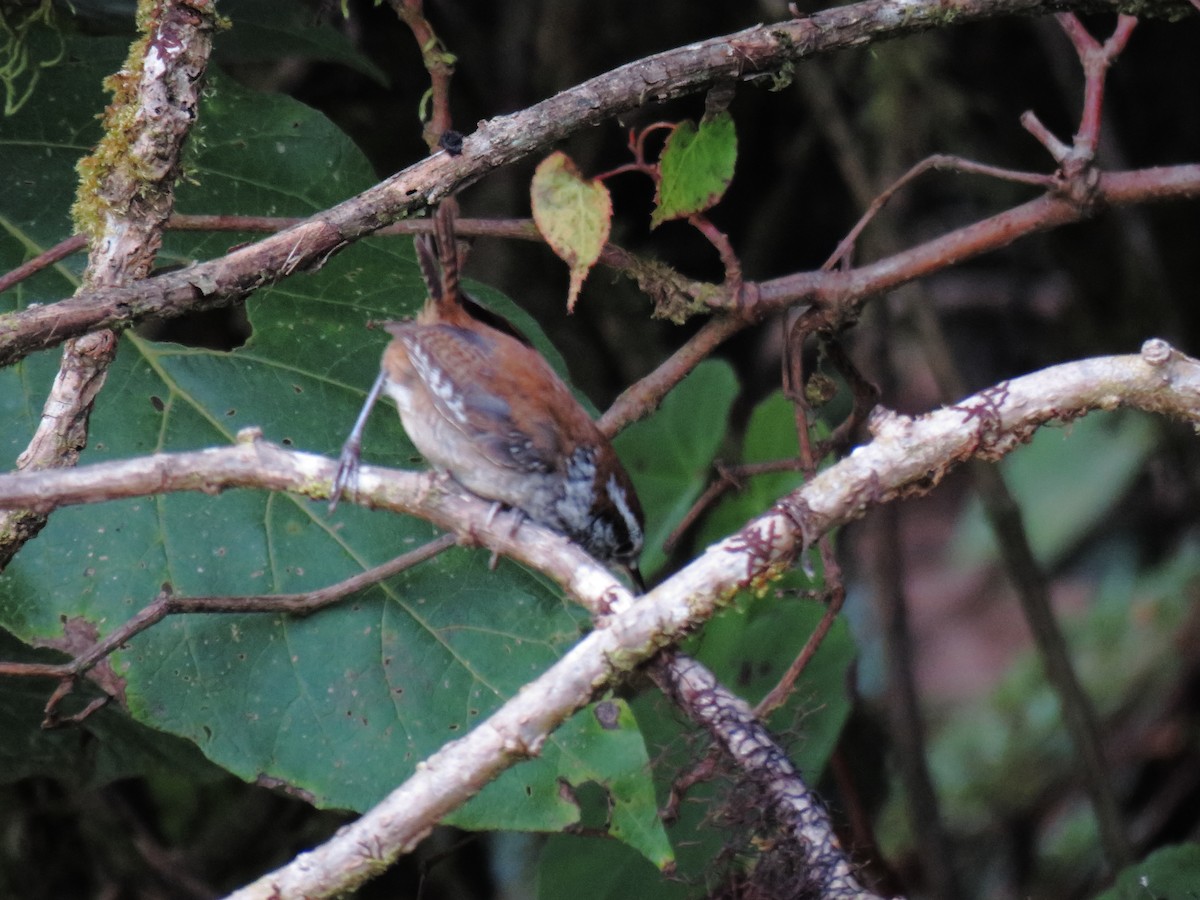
[654,652,884,899]
[0,341,1195,897]
[0,0,219,567]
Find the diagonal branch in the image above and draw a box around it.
[1,341,1196,897]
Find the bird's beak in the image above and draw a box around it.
[623,562,645,594]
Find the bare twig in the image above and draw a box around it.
[822,154,1055,272]
[0,233,86,294]
[662,459,807,555]
[599,315,747,435]
[1056,13,1138,156]
[752,548,845,719]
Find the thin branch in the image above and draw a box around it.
[599,314,747,435]
[752,552,845,719]
[822,154,1055,272]
[756,165,1200,325]
[0,233,86,294]
[730,313,858,719]
[662,458,805,555]
[1,0,1190,371]
[1,535,457,726]
[1056,13,1138,156]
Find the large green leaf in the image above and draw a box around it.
[613,359,737,579]
[213,0,387,82]
[0,30,667,858]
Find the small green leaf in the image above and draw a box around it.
[651,111,737,228]
[530,151,612,312]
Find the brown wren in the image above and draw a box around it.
[330,203,645,581]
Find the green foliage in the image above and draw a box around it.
[897,541,1200,881]
[651,111,738,228]
[213,0,385,81]
[0,32,680,862]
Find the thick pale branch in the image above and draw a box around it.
[0,428,625,615]
[1,342,1196,897]
[224,341,1200,899]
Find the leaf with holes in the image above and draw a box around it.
[0,35,667,863]
[530,151,612,312]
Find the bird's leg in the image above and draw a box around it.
[329,370,387,512]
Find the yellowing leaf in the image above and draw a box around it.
[531,151,612,311]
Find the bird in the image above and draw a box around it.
[329,202,645,583]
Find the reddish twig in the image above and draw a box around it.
[599,314,746,435]
[662,458,810,555]
[390,0,456,151]
[0,233,86,295]
[750,314,851,713]
[688,213,744,303]
[753,547,846,719]
[815,335,880,457]
[822,154,1055,272]
[1021,14,1137,209]
[1056,13,1138,155]
[596,121,677,181]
